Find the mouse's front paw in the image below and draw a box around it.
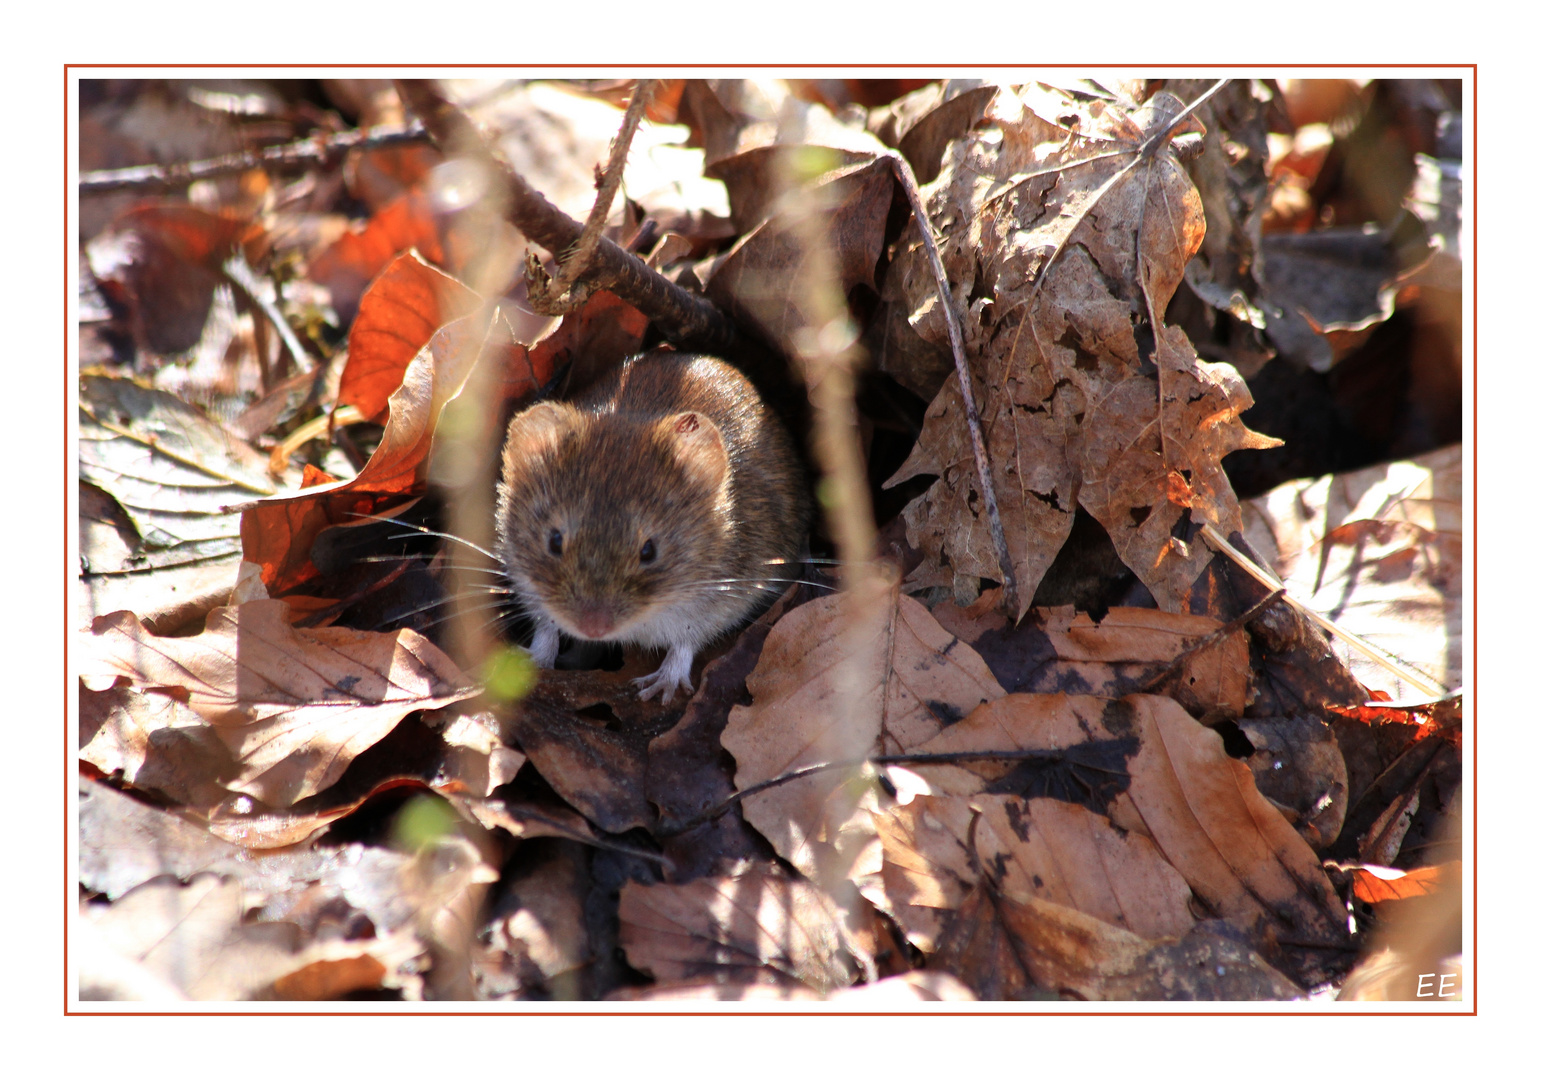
[633,647,695,703]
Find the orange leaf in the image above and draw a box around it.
[308,190,445,324]
[339,251,481,422]
[242,308,494,592]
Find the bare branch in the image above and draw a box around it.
[79,123,431,195]
[394,79,737,353]
[886,152,1020,614]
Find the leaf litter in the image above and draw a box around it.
[75,75,1463,1003]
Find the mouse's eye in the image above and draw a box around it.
[639,538,657,565]
[547,528,564,556]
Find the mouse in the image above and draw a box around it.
[495,350,811,703]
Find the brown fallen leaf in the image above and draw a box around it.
[996,895,1303,1001]
[507,696,654,835]
[79,375,279,571]
[931,600,1250,716]
[85,201,264,356]
[929,882,1038,1000]
[81,684,237,810]
[863,792,1195,954]
[1240,714,1348,849]
[909,693,1349,964]
[80,875,419,1002]
[82,599,477,807]
[721,585,1005,879]
[1241,444,1461,699]
[79,778,245,900]
[618,862,869,994]
[308,190,446,325]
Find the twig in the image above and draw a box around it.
[1199,523,1449,699]
[663,747,1127,836]
[886,152,1019,614]
[394,79,736,353]
[534,80,656,314]
[222,253,312,373]
[1135,587,1287,695]
[79,122,431,195]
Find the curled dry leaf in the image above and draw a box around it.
[82,599,477,807]
[618,863,867,994]
[884,83,1279,617]
[721,586,1005,879]
[338,250,482,422]
[241,304,494,593]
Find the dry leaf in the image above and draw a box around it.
[911,693,1349,954]
[996,895,1302,1001]
[79,375,278,568]
[721,586,1005,878]
[885,84,1279,617]
[619,863,867,994]
[308,190,446,325]
[932,601,1250,715]
[85,202,261,355]
[241,305,494,593]
[1241,444,1461,698]
[338,250,482,422]
[83,599,477,807]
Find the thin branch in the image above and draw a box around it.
[79,122,431,195]
[222,253,312,373]
[886,152,1019,613]
[536,79,657,313]
[394,78,737,353]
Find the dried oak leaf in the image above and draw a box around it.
[910,693,1348,953]
[884,83,1279,618]
[82,599,477,808]
[720,585,1005,880]
[618,863,867,994]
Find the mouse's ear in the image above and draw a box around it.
[662,411,728,491]
[503,401,579,464]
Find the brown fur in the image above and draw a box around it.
[495,351,810,701]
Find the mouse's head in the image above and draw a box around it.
[495,400,734,643]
